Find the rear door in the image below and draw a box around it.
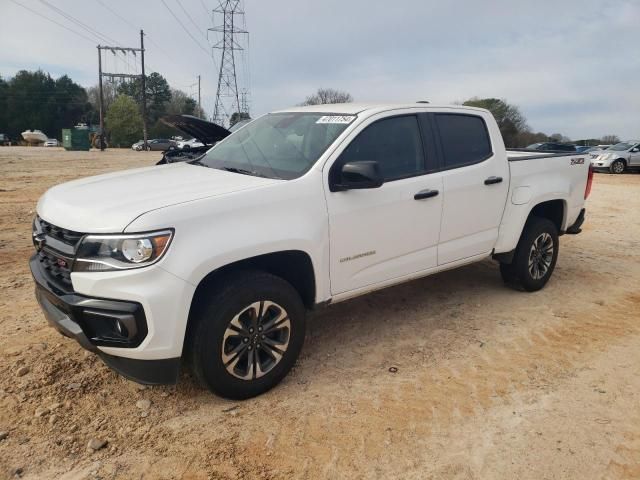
[325,112,443,295]
[433,112,510,265]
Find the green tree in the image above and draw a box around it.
[229,111,251,127]
[118,72,172,125]
[105,95,142,146]
[462,97,528,147]
[148,88,205,138]
[0,70,93,141]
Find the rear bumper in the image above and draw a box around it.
[31,255,180,385]
[566,208,585,235]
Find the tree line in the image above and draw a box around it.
[0,69,204,146]
[0,76,620,148]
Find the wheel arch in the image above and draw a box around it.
[494,198,566,264]
[182,250,316,360]
[187,248,316,315]
[527,199,566,233]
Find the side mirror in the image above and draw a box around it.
[331,161,384,192]
[631,148,639,153]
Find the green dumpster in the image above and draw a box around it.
[62,128,90,151]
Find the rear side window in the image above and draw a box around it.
[435,114,492,169]
[338,115,424,181]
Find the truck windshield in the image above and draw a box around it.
[608,142,635,151]
[195,113,355,179]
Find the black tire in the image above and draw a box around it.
[500,216,559,292]
[610,159,625,174]
[189,271,306,399]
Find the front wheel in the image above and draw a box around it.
[500,217,559,292]
[610,160,625,174]
[189,271,306,399]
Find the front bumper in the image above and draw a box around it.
[30,255,181,384]
[590,158,613,169]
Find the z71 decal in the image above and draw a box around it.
[570,158,585,165]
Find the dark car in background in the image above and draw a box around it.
[526,142,577,152]
[145,138,176,151]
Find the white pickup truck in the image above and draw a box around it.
[30,103,592,399]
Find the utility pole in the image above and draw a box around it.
[96,32,147,150]
[97,45,105,151]
[210,0,248,126]
[198,75,201,118]
[140,30,148,150]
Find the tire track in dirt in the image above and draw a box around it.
[245,292,640,478]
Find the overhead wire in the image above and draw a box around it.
[199,0,210,18]
[173,0,210,43]
[93,0,176,67]
[8,0,97,44]
[159,0,212,59]
[36,0,139,73]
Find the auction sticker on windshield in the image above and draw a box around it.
[316,115,356,124]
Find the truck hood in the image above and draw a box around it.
[160,114,231,146]
[37,163,279,233]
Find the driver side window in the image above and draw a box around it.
[338,115,425,181]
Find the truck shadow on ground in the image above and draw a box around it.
[289,259,514,384]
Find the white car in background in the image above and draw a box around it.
[44,139,59,147]
[176,138,204,150]
[590,141,640,174]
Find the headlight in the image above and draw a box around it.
[74,230,173,272]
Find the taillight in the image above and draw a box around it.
[585,164,594,199]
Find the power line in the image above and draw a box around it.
[199,0,210,17]
[93,0,176,65]
[38,0,118,45]
[8,0,97,43]
[37,0,139,73]
[159,0,212,59]
[174,0,210,42]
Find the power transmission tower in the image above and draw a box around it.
[210,1,248,126]
[240,89,249,115]
[97,30,147,150]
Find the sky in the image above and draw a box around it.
[1,0,639,140]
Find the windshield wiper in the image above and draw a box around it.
[220,166,272,178]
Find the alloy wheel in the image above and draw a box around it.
[528,232,554,280]
[221,301,291,380]
[612,161,624,174]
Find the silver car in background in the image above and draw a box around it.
[590,141,640,174]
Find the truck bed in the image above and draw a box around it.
[506,149,585,161]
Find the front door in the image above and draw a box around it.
[325,114,443,295]
[628,144,640,166]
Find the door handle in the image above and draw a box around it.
[414,189,439,200]
[484,176,503,185]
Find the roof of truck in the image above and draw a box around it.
[274,103,488,115]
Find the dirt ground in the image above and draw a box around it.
[0,146,639,480]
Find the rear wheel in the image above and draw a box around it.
[500,217,559,292]
[189,271,306,399]
[610,159,625,174]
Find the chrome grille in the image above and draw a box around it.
[37,217,83,248]
[33,217,84,290]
